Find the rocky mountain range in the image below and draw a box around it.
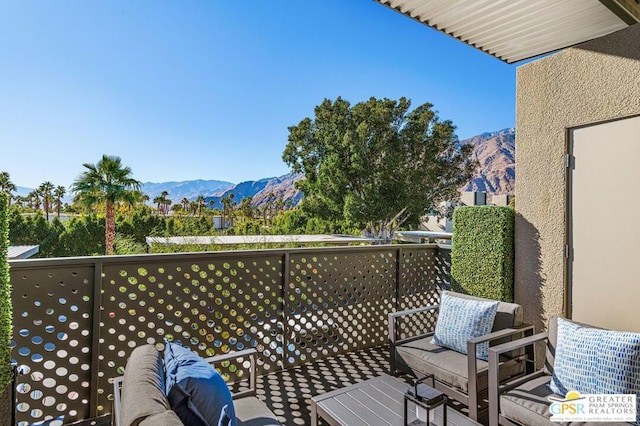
[204,174,303,210]
[142,179,234,202]
[462,127,515,197]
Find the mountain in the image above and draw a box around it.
[205,173,303,210]
[251,173,304,208]
[141,180,234,203]
[462,128,515,197]
[15,186,33,197]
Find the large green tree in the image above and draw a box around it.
[71,155,141,255]
[283,96,477,240]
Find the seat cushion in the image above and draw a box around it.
[234,397,282,426]
[164,341,237,426]
[138,410,185,426]
[501,375,630,426]
[431,291,499,360]
[120,345,171,426]
[395,337,523,393]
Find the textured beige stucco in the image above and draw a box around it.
[515,23,640,332]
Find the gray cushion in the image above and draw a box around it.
[395,337,523,393]
[120,345,171,426]
[445,292,523,331]
[234,396,282,426]
[138,411,184,426]
[500,374,630,426]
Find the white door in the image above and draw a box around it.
[569,115,640,332]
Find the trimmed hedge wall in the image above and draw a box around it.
[451,205,514,302]
[0,192,12,388]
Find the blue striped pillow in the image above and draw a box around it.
[550,318,640,423]
[431,291,499,361]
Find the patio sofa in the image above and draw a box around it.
[488,316,638,426]
[112,344,281,426]
[389,291,534,421]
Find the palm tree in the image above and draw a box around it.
[181,197,189,212]
[28,190,41,211]
[153,195,164,214]
[0,172,16,206]
[53,185,66,217]
[71,155,141,255]
[196,195,206,216]
[38,181,55,221]
[221,193,235,228]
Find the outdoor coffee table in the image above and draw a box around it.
[310,373,482,426]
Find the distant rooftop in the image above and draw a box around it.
[146,234,380,246]
[8,245,39,259]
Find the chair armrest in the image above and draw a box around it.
[388,304,440,320]
[112,375,124,426]
[205,348,257,399]
[489,331,548,357]
[488,332,548,426]
[467,324,535,346]
[388,304,439,375]
[388,304,439,344]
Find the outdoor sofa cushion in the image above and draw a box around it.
[431,291,499,360]
[500,374,630,426]
[395,338,523,393]
[120,344,171,426]
[138,410,184,426]
[234,397,282,426]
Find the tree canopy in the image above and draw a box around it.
[283,96,477,240]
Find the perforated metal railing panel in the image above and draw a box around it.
[11,262,96,424]
[9,244,449,424]
[98,254,284,414]
[285,249,397,367]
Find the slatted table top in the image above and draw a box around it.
[310,373,481,426]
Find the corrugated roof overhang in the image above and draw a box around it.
[374,0,640,63]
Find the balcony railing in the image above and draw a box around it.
[9,243,450,424]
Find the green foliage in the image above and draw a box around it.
[283,96,477,240]
[113,234,147,255]
[228,219,263,236]
[0,192,13,387]
[58,215,106,257]
[116,208,165,243]
[451,206,514,302]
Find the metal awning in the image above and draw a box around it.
[374,0,640,63]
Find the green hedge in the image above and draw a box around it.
[0,192,12,387]
[451,205,514,302]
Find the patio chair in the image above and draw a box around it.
[488,316,639,426]
[389,291,534,421]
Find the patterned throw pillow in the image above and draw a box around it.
[431,291,499,361]
[549,318,640,419]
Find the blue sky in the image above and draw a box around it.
[0,1,517,189]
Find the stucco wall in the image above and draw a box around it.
[514,23,640,332]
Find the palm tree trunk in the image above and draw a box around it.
[105,202,116,255]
